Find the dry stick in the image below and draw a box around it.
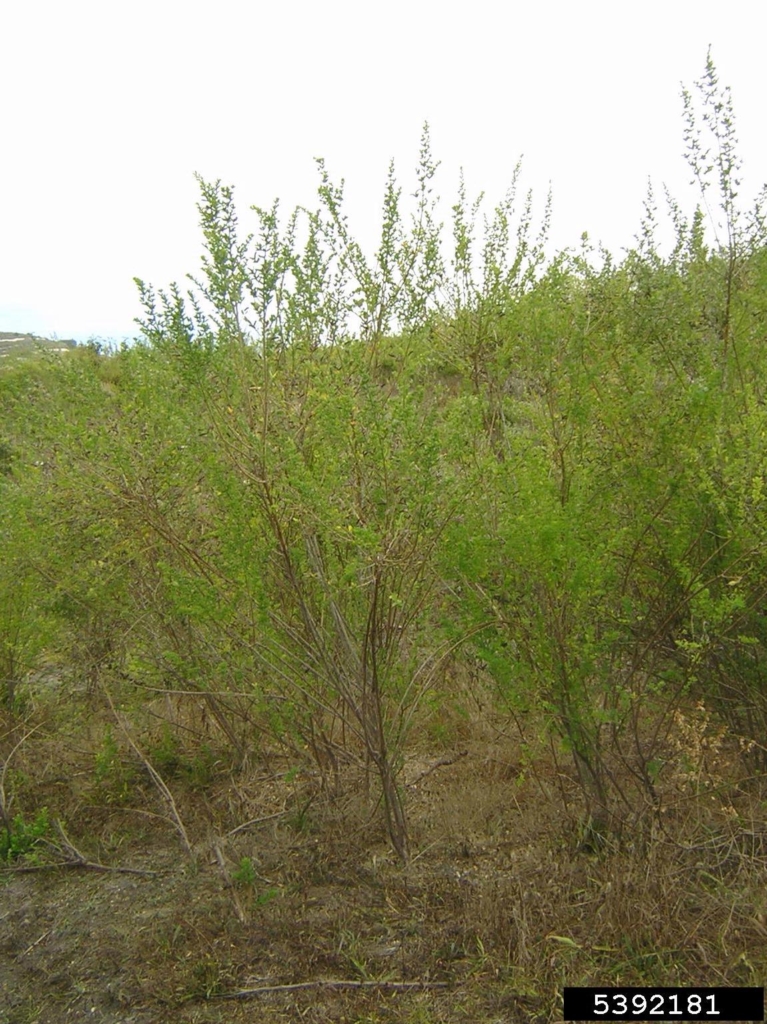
[226,809,287,836]
[1,861,161,877]
[2,820,160,876]
[26,818,160,876]
[16,928,53,959]
[210,841,248,924]
[0,725,43,832]
[215,979,451,1000]
[407,750,468,789]
[102,686,193,857]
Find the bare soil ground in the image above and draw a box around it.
[2,694,766,1024]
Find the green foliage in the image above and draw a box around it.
[149,726,216,788]
[231,855,256,887]
[94,726,133,804]
[0,807,50,863]
[2,52,765,848]
[0,486,61,709]
[230,856,280,906]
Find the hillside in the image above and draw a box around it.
[0,331,77,361]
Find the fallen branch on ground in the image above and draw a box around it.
[227,809,287,836]
[0,819,161,876]
[214,979,452,999]
[0,860,161,876]
[407,750,468,789]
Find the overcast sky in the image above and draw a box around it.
[2,0,766,343]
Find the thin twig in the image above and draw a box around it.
[210,841,248,923]
[16,928,52,959]
[16,820,163,877]
[227,810,287,836]
[51,817,89,861]
[0,725,43,832]
[214,979,451,1000]
[102,686,193,856]
[0,860,161,876]
[407,750,468,789]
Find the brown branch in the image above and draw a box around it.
[13,818,162,876]
[1,860,161,877]
[102,687,193,857]
[214,978,451,1000]
[1,847,159,880]
[226,810,287,836]
[407,750,468,789]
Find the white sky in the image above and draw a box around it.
[2,0,765,343]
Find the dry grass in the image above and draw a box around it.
[1,673,766,1023]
